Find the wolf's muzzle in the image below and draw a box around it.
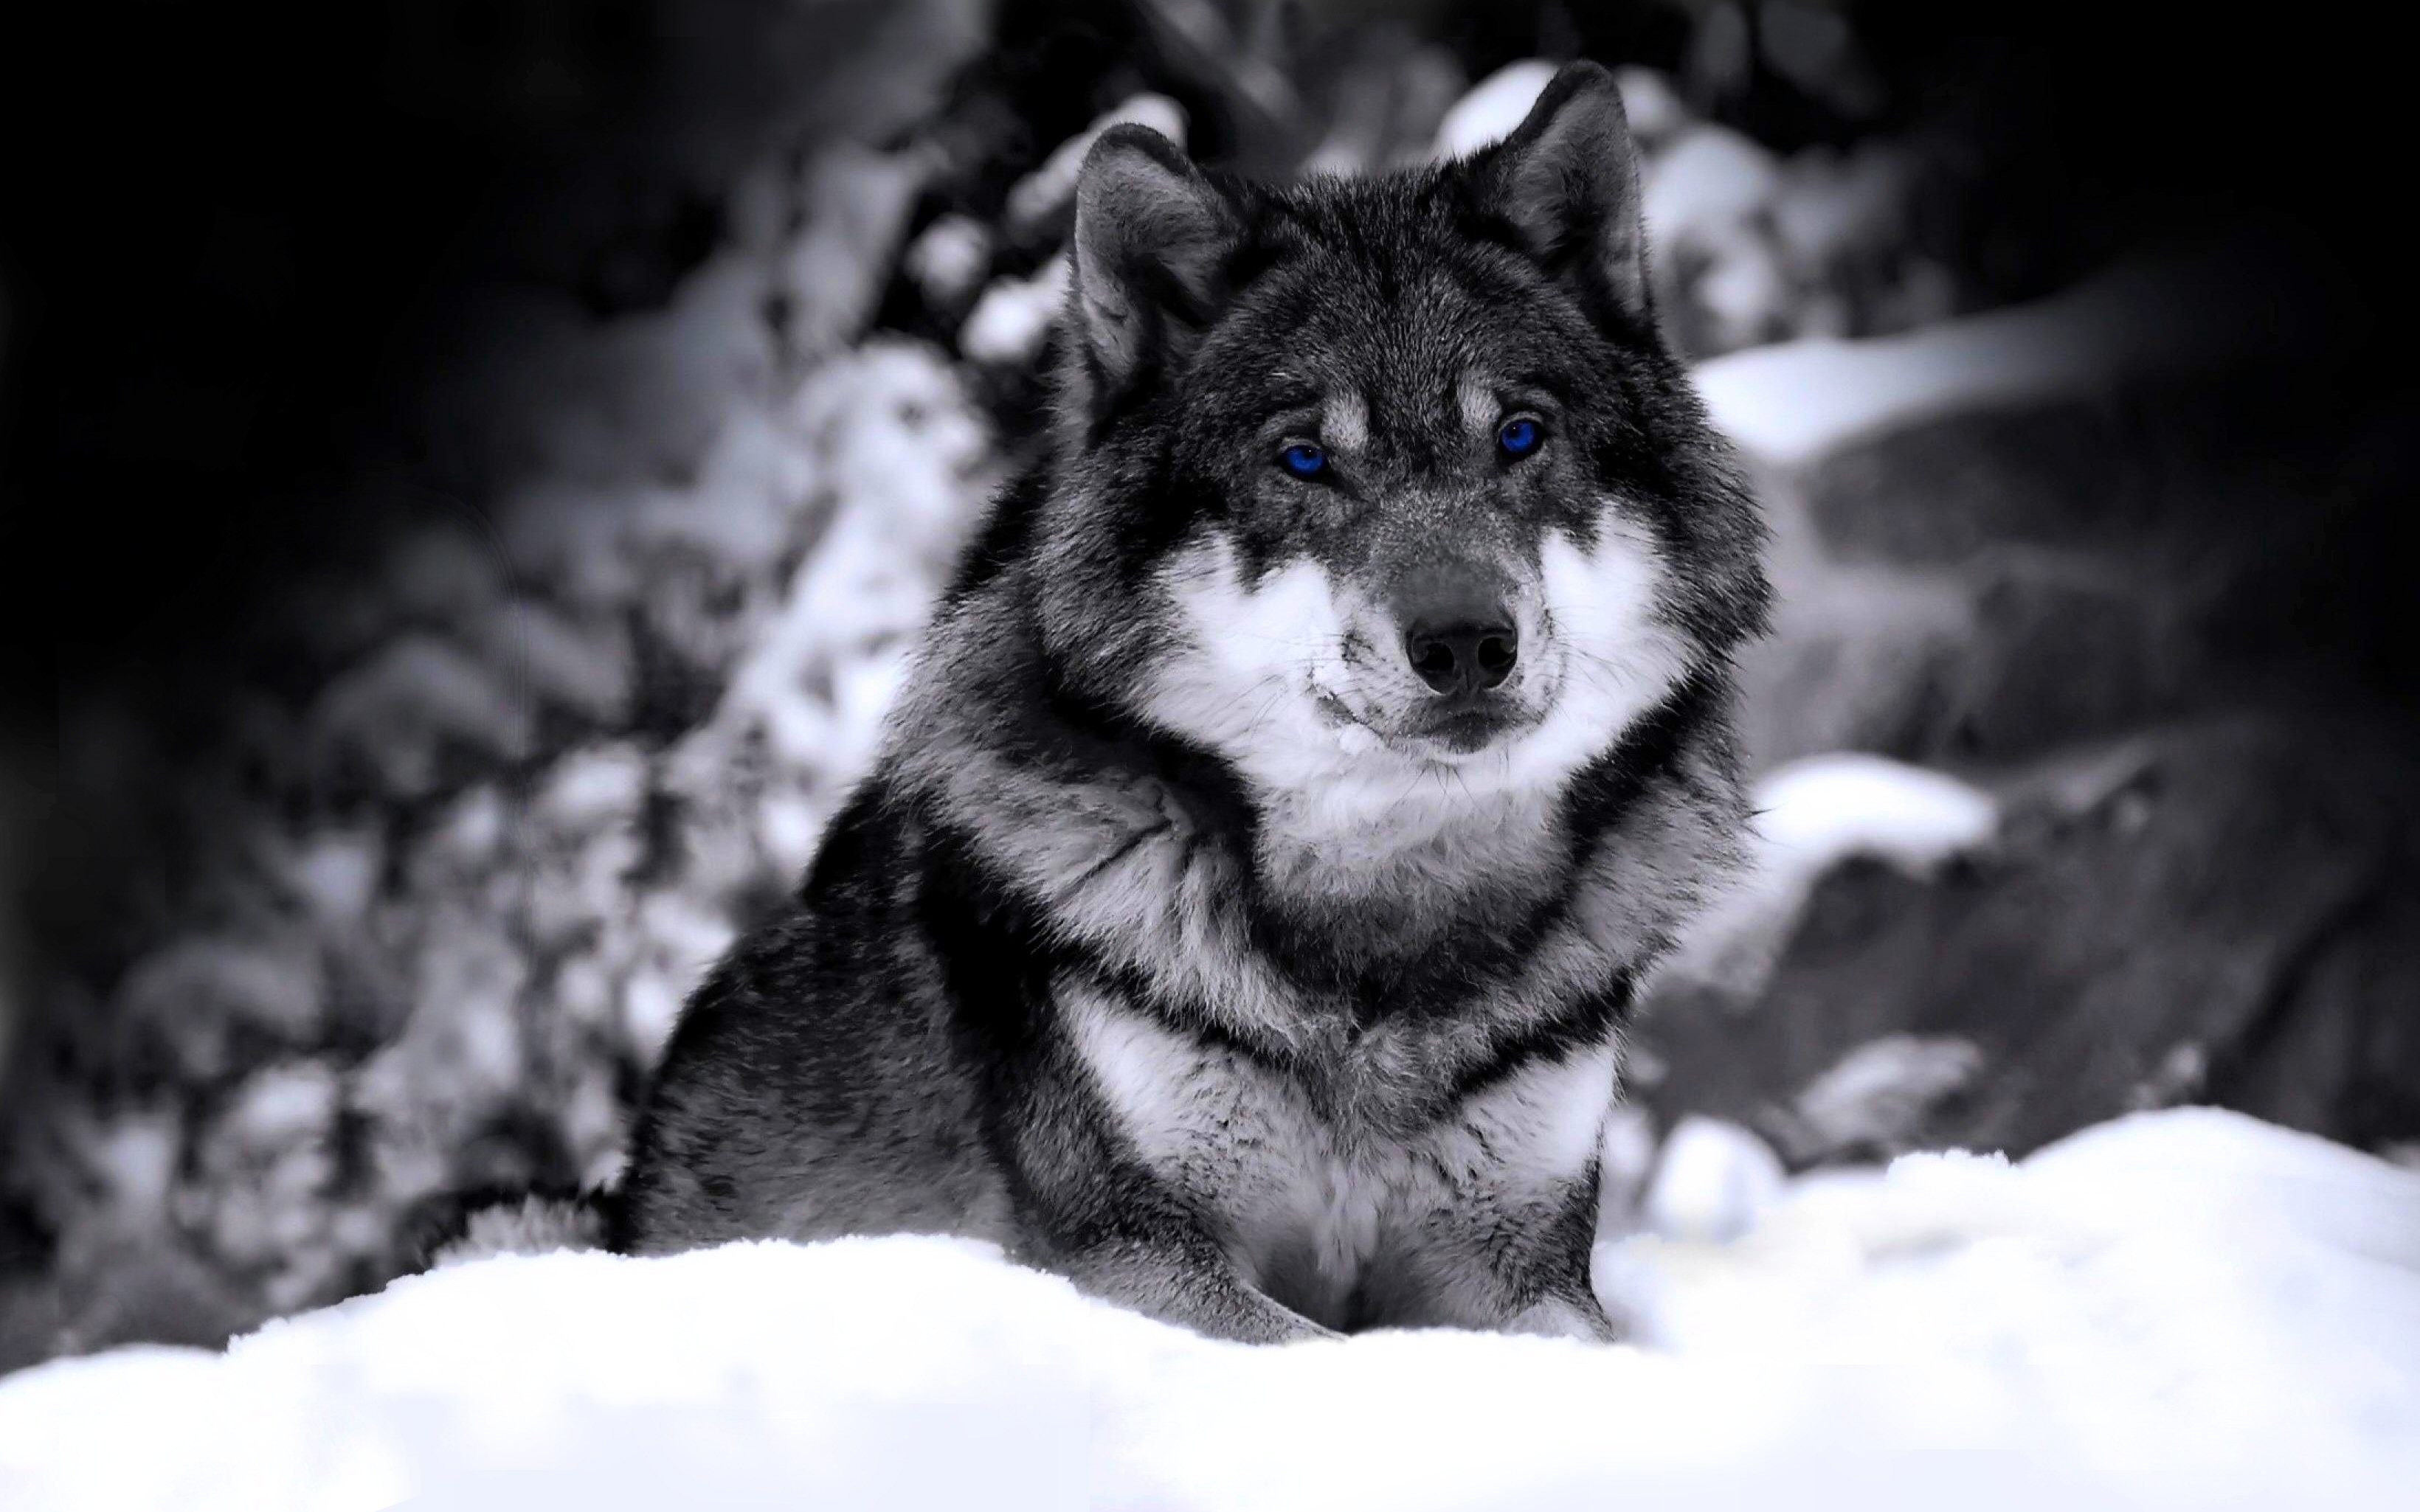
[1394,563,1518,700]
[1405,617,1517,696]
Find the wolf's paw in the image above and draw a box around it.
[1505,1293,1624,1344]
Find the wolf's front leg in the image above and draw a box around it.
[1446,1227,1619,1342]
[1501,1284,1621,1342]
[1000,1075,1329,1340]
[1418,1171,1622,1342]
[1057,1233,1335,1344]
[1498,1183,1625,1342]
[1001,988,1333,1343]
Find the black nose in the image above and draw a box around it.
[1403,616,1518,696]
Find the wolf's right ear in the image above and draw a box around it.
[1069,125,1240,395]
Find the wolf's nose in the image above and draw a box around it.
[1404,616,1518,696]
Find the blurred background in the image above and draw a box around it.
[1,0,2413,1371]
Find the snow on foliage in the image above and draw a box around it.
[961,254,1072,367]
[4,1109,2414,1511]
[1003,93,1189,239]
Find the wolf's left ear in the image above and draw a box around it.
[1070,125,1240,394]
[1477,62,1651,327]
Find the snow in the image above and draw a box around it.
[1639,1116,1788,1243]
[960,254,1070,367]
[902,212,993,311]
[1695,248,2303,467]
[1754,752,1998,875]
[1642,125,1783,256]
[1665,752,1998,996]
[1431,59,1557,158]
[3,1108,2413,1510]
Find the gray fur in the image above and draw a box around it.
[433,1194,609,1267]
[615,63,1770,1344]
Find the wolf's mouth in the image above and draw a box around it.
[1312,679,1532,758]
[1403,702,1526,756]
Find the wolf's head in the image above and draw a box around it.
[1017,63,1767,879]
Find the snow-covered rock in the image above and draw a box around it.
[1665,752,1997,996]
[4,1109,2413,1510]
[1754,752,1999,875]
[1769,142,1913,282]
[1695,249,2301,469]
[1778,1035,1987,1165]
[775,145,929,361]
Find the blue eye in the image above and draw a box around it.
[1497,417,1542,457]
[1279,443,1328,478]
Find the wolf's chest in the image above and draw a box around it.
[1061,982,1614,1329]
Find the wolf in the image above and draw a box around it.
[612,62,1769,1343]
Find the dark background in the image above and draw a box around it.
[4,2,2407,702]
[4,2,2408,743]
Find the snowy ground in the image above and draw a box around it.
[4,1107,2414,1511]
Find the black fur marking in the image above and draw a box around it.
[1447,974,1635,1107]
[1557,670,1721,864]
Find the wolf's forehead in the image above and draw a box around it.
[1290,261,1497,363]
[1307,374,1500,458]
[1263,281,1521,440]
[1303,237,1537,346]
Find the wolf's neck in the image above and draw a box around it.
[888,594,1605,982]
[1245,763,1571,922]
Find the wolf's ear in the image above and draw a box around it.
[1070,125,1240,392]
[1477,62,1651,327]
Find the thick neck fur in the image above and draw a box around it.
[883,556,1746,1045]
[919,577,1558,957]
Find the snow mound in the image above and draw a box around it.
[6,1109,2415,1511]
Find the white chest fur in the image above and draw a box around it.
[1061,980,1615,1330]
